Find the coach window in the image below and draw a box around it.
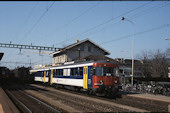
[90,67,93,76]
[79,67,83,76]
[49,70,51,76]
[58,69,63,76]
[53,69,56,76]
[75,68,78,76]
[55,69,58,76]
[71,68,74,76]
[46,71,49,77]
[61,69,63,76]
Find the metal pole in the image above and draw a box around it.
[121,17,134,87]
[132,22,134,87]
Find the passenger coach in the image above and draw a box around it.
[30,61,120,97]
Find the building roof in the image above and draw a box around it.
[74,55,120,64]
[50,38,110,55]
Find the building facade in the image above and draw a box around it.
[50,39,110,66]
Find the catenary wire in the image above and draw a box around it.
[100,24,170,45]
[6,2,55,68]
[54,1,152,46]
[35,1,102,46]
[80,2,170,40]
[11,2,39,43]
[42,1,102,40]
[20,1,55,42]
[4,2,39,68]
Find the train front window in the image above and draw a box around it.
[103,67,113,76]
[93,67,115,76]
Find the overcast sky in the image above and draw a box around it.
[0,1,169,69]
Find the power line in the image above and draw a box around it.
[100,24,170,45]
[4,2,54,65]
[130,2,170,20]
[41,2,101,42]
[11,2,39,43]
[77,2,170,45]
[54,1,152,46]
[5,2,39,65]
[22,1,55,41]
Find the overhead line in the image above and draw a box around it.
[130,2,170,20]
[75,1,152,37]
[43,2,101,40]
[55,1,152,45]
[5,2,39,65]
[0,61,34,65]
[23,1,55,41]
[12,2,39,43]
[100,24,170,45]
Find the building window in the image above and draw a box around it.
[88,46,91,52]
[80,46,84,51]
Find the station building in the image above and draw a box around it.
[50,38,117,66]
[115,58,143,85]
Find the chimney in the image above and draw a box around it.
[76,39,79,43]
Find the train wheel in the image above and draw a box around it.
[75,87,80,92]
[88,89,95,95]
[55,84,60,89]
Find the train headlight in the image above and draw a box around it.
[99,80,103,85]
[115,80,117,83]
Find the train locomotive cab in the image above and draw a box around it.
[90,62,119,97]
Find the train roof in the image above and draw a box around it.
[29,60,118,72]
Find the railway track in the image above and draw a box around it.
[4,86,61,113]
[5,83,168,112]
[22,84,148,112]
[33,84,168,112]
[32,88,125,112]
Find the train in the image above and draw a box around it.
[0,66,34,85]
[29,61,120,97]
[0,67,10,85]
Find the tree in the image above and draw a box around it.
[151,49,169,78]
[136,49,169,78]
[136,51,152,78]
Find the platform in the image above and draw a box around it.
[127,93,170,103]
[0,87,19,113]
[120,91,170,107]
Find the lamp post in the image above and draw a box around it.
[165,38,170,40]
[121,17,134,87]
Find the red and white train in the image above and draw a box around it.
[30,61,120,97]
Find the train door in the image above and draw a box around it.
[83,66,88,89]
[88,66,93,88]
[48,70,51,84]
[43,71,46,83]
[50,69,53,85]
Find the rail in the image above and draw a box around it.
[6,90,32,113]
[6,88,60,113]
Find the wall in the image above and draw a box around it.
[52,41,106,65]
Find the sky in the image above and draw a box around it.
[0,1,169,69]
